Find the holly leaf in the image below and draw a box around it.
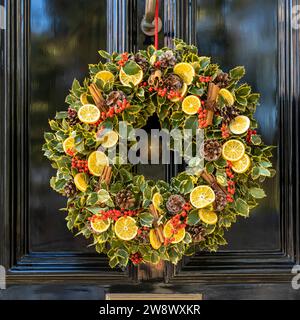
[229,66,245,80]
[98,50,111,60]
[251,135,262,145]
[139,212,154,227]
[123,61,140,75]
[249,187,266,199]
[235,198,249,217]
[187,209,200,226]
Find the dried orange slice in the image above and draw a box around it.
[119,67,143,87]
[199,209,218,225]
[63,137,75,155]
[90,215,110,233]
[87,151,109,176]
[218,88,235,106]
[94,70,114,85]
[74,173,88,192]
[173,62,195,85]
[163,220,186,244]
[190,186,215,209]
[182,95,201,115]
[114,216,138,241]
[149,229,162,249]
[78,104,100,124]
[229,115,250,135]
[231,154,251,173]
[222,139,245,162]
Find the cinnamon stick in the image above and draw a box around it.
[149,204,164,243]
[201,169,227,195]
[205,83,220,126]
[88,84,106,112]
[104,166,112,185]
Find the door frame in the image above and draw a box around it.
[0,0,299,285]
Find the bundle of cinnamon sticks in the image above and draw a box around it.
[100,166,113,185]
[205,83,220,126]
[149,204,164,243]
[201,169,227,196]
[88,83,107,112]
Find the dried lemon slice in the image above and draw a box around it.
[119,66,143,87]
[149,229,162,249]
[190,186,215,209]
[94,70,114,85]
[63,137,75,154]
[222,139,245,162]
[173,62,195,85]
[182,95,201,115]
[163,220,186,244]
[229,115,250,135]
[231,154,251,173]
[78,104,100,124]
[218,88,235,106]
[90,215,110,233]
[88,151,109,176]
[74,173,88,192]
[199,209,218,225]
[114,216,138,241]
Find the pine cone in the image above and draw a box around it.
[166,195,185,215]
[67,108,79,126]
[158,50,177,69]
[213,188,228,212]
[203,139,222,162]
[131,52,149,73]
[106,91,126,106]
[64,181,77,197]
[164,74,183,92]
[214,72,230,88]
[187,225,206,242]
[115,189,136,209]
[220,105,239,125]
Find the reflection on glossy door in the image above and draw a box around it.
[29,0,107,252]
[195,0,279,251]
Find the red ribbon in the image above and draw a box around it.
[154,0,159,49]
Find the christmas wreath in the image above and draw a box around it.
[43,39,275,268]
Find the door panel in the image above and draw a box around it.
[30,0,107,252]
[1,0,299,299]
[195,0,280,251]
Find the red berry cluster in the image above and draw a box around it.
[246,129,257,144]
[90,119,103,127]
[66,148,75,157]
[226,161,235,203]
[101,99,129,120]
[117,52,129,67]
[148,86,182,101]
[137,226,150,240]
[130,252,143,265]
[164,202,191,246]
[139,81,148,88]
[221,123,230,139]
[154,61,161,68]
[71,157,89,173]
[198,106,208,128]
[95,209,138,222]
[199,76,212,83]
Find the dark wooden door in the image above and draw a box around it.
[1,0,300,300]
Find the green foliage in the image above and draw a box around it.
[43,39,276,269]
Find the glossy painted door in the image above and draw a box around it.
[0,0,300,300]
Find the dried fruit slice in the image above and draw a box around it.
[149,229,162,249]
[63,137,75,154]
[90,215,110,233]
[163,220,186,244]
[199,209,218,225]
[229,115,250,135]
[74,173,88,192]
[88,151,109,176]
[218,88,235,106]
[231,154,251,173]
[222,139,245,162]
[173,62,195,85]
[114,216,138,241]
[182,95,201,115]
[80,92,89,105]
[100,131,119,148]
[78,104,100,124]
[190,186,215,209]
[94,70,114,85]
[152,192,163,212]
[119,66,143,87]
